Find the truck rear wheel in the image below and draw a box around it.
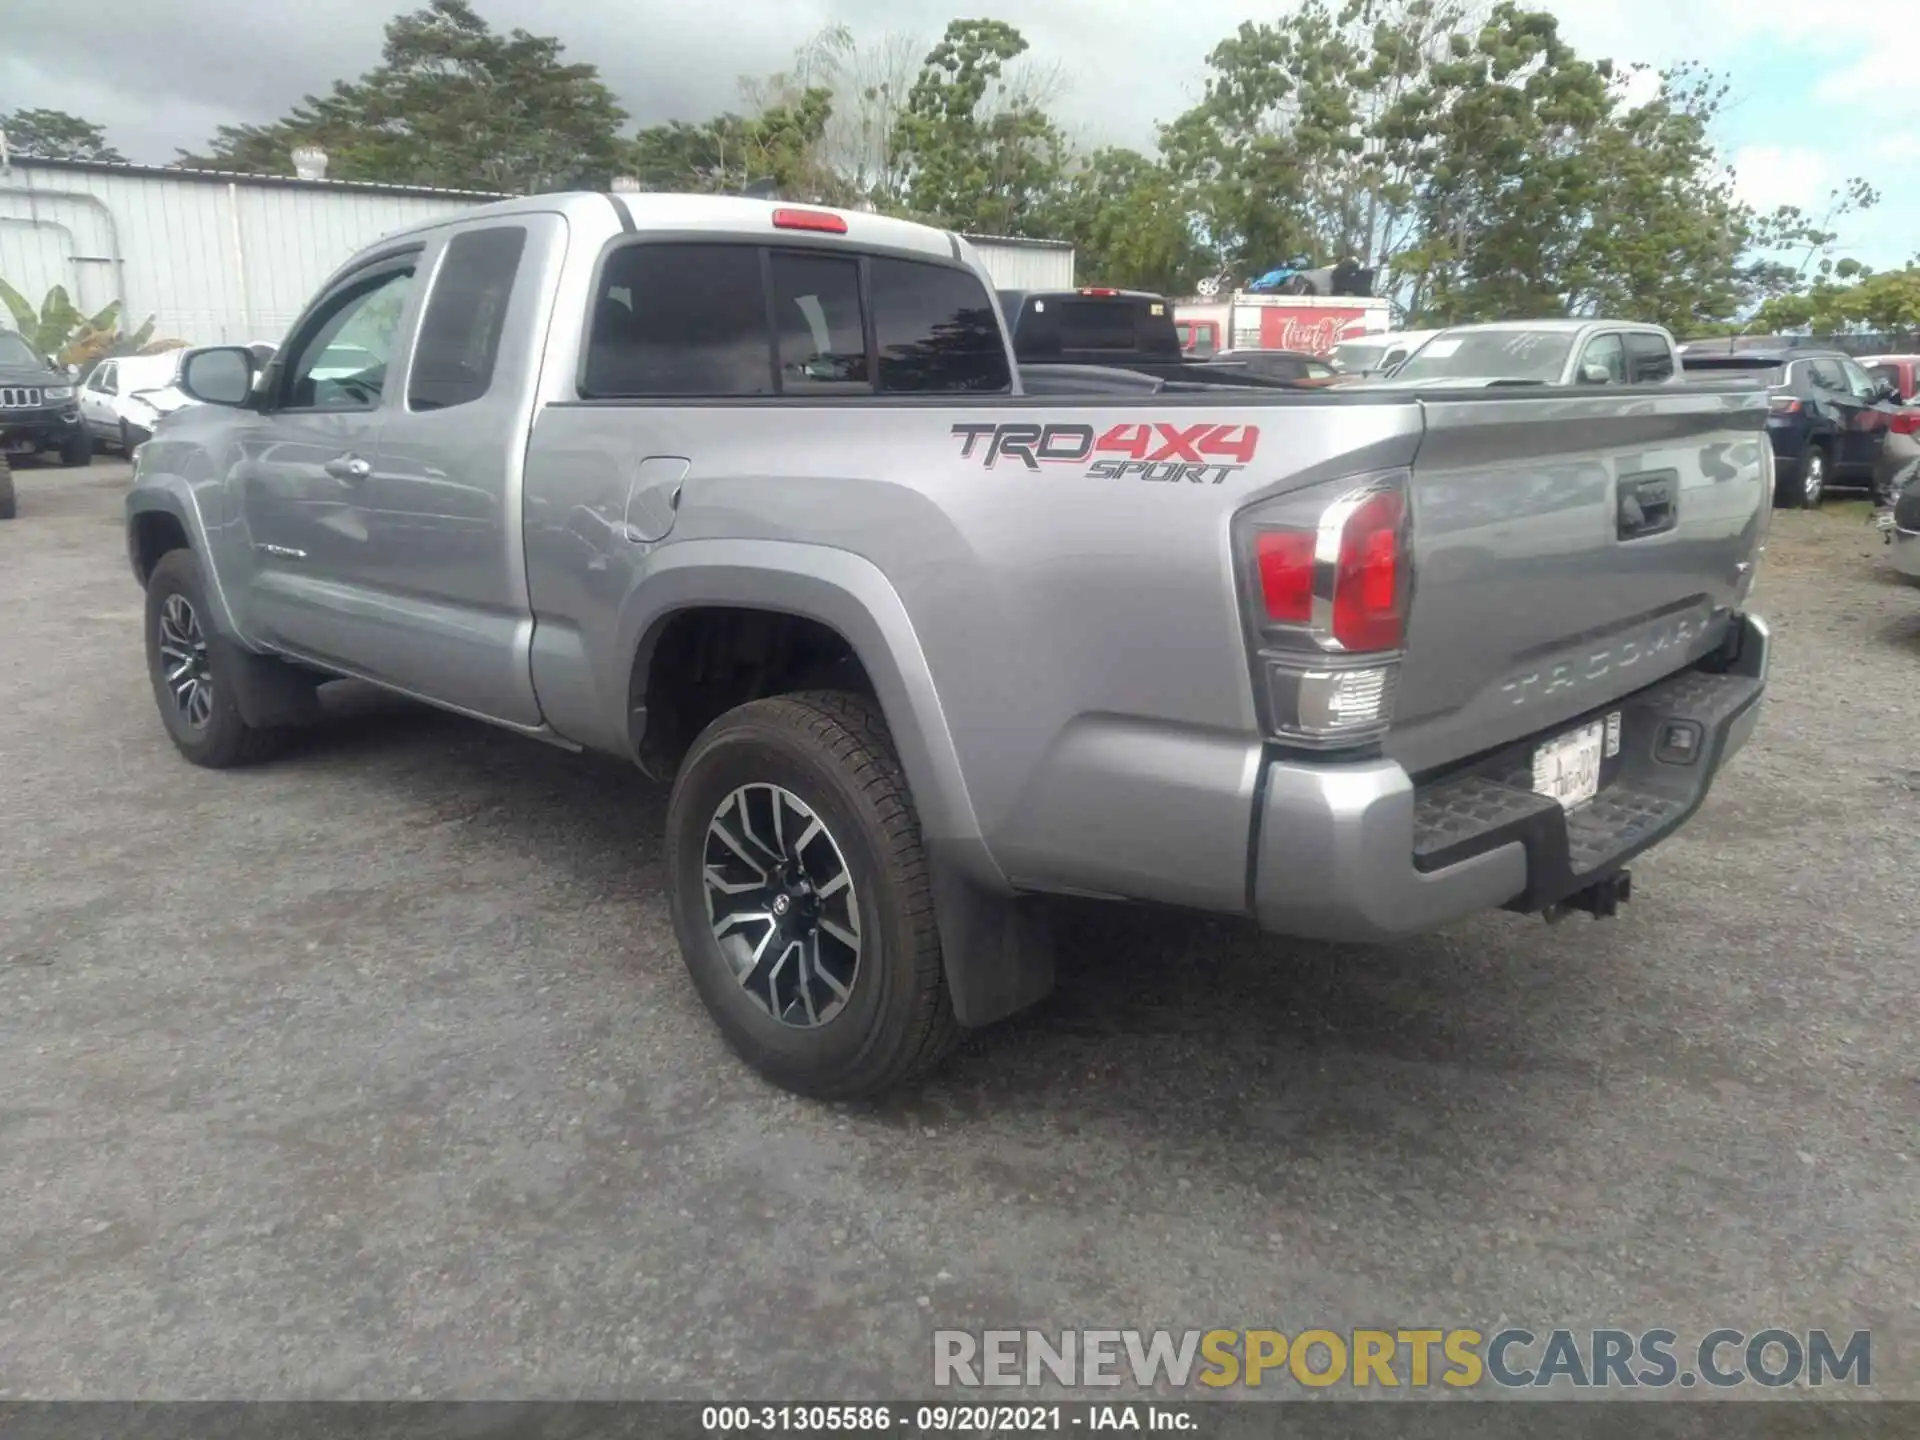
[144,548,287,767]
[664,689,962,1099]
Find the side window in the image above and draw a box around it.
[1840,358,1880,400]
[769,251,868,392]
[582,243,771,398]
[869,257,1012,393]
[408,226,527,411]
[280,266,415,411]
[94,363,117,395]
[1577,333,1626,384]
[1808,359,1848,394]
[1625,332,1675,383]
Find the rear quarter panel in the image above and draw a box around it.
[522,395,1424,909]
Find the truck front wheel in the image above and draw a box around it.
[143,549,287,767]
[665,689,962,1099]
[0,453,14,520]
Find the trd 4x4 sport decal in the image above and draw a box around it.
[950,422,1260,485]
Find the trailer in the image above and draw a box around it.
[1174,294,1392,360]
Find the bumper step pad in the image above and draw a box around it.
[1409,664,1763,909]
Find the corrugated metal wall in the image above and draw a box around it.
[0,165,1079,347]
[0,164,477,346]
[968,239,1075,290]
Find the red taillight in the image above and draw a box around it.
[1891,410,1920,435]
[772,207,848,234]
[1079,287,1119,296]
[1255,529,1316,624]
[1769,395,1802,415]
[1249,486,1406,652]
[1331,490,1405,651]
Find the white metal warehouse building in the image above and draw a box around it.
[0,153,1074,349]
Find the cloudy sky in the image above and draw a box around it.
[4,0,1913,267]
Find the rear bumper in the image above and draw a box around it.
[1251,612,1769,942]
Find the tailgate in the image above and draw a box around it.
[1387,386,1769,776]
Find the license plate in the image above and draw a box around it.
[1533,720,1605,810]
[4,438,35,454]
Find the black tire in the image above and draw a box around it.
[1779,444,1826,509]
[665,689,962,1099]
[144,548,286,767]
[59,429,92,468]
[0,454,14,520]
[119,420,134,455]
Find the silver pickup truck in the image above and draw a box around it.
[126,193,1772,1098]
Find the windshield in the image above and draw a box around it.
[1394,330,1574,383]
[0,332,43,369]
[1334,339,1387,373]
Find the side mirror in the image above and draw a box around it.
[179,346,257,407]
[1579,362,1613,385]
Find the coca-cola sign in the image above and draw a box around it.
[1257,308,1370,356]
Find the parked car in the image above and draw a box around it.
[1332,329,1439,377]
[0,325,90,473]
[77,349,193,453]
[127,192,1770,1098]
[999,287,1335,390]
[1679,347,1897,507]
[1860,354,1920,403]
[1377,320,1682,388]
[1860,357,1920,502]
[1209,348,1339,384]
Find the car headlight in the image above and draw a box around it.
[44,384,76,402]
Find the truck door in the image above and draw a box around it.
[233,255,418,663]
[345,217,557,725]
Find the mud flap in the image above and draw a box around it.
[929,860,1056,1028]
[209,634,325,729]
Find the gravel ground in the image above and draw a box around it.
[2,459,1917,1401]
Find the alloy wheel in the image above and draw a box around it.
[156,592,214,729]
[1805,452,1825,505]
[702,783,861,1028]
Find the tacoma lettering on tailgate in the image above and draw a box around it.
[951,422,1260,484]
[1498,607,1714,709]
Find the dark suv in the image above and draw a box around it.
[0,328,90,485]
[1679,345,1894,507]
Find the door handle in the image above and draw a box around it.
[324,454,372,482]
[1617,473,1678,541]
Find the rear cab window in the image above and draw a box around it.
[408,225,528,411]
[581,239,1011,399]
[1625,331,1675,382]
[1007,291,1179,360]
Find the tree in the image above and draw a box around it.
[178,0,627,192]
[1750,264,1920,336]
[1163,0,1485,298]
[0,280,184,372]
[819,30,924,210]
[0,108,125,163]
[1045,149,1203,294]
[890,20,1067,236]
